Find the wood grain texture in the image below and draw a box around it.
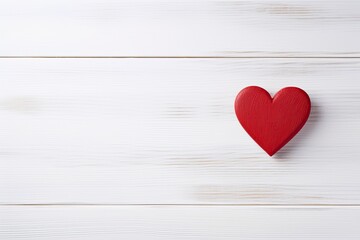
[1,0,360,57]
[0,58,359,204]
[1,206,360,239]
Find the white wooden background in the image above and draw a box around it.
[1,0,360,239]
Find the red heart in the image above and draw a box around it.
[234,86,311,156]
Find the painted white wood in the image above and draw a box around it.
[1,206,360,239]
[1,0,360,57]
[0,58,359,204]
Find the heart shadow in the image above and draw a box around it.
[273,98,321,160]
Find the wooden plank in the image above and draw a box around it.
[1,0,360,57]
[1,206,360,239]
[0,58,360,204]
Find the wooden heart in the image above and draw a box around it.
[234,86,311,156]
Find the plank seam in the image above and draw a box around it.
[3,204,360,207]
[1,56,360,59]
